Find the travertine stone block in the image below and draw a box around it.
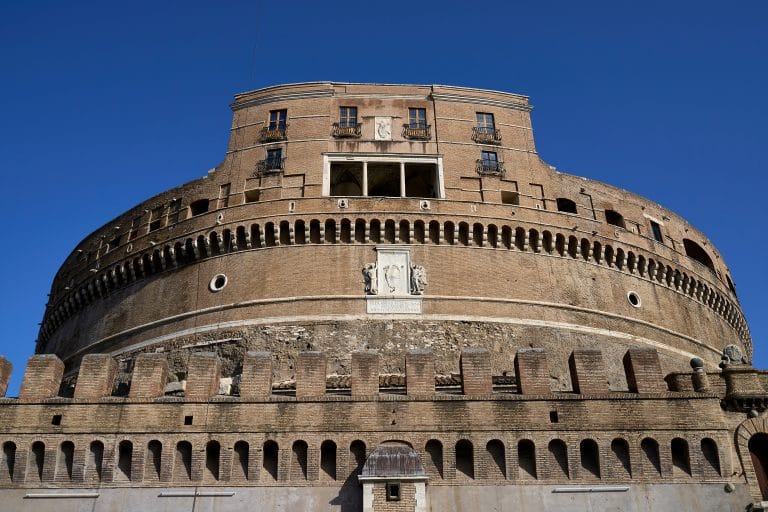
[569,349,608,394]
[460,347,492,395]
[240,352,273,400]
[296,352,327,399]
[0,356,11,397]
[19,354,64,401]
[351,350,380,397]
[129,353,170,398]
[185,352,221,400]
[623,348,665,393]
[74,354,117,400]
[514,348,550,395]
[406,349,435,396]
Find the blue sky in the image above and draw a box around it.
[1,1,766,394]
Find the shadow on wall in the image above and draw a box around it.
[329,475,362,512]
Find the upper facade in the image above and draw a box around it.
[36,83,749,384]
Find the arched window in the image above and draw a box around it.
[2,442,16,482]
[369,220,381,244]
[556,198,577,214]
[117,440,133,481]
[279,221,292,245]
[205,441,220,481]
[354,219,366,243]
[749,433,768,499]
[671,438,691,476]
[294,220,306,245]
[611,438,631,478]
[518,440,536,480]
[320,440,337,481]
[87,441,103,481]
[683,238,715,272]
[310,220,321,244]
[414,220,425,244]
[425,440,443,479]
[428,221,440,244]
[641,438,662,476]
[399,220,410,243]
[579,439,600,478]
[443,222,455,245]
[147,440,162,480]
[175,441,192,481]
[455,440,474,479]
[458,223,469,246]
[701,438,721,477]
[263,440,279,481]
[605,209,625,228]
[350,440,366,477]
[384,220,396,243]
[486,440,506,479]
[291,440,308,480]
[472,223,484,247]
[29,441,45,482]
[233,441,249,480]
[340,219,352,244]
[548,439,569,478]
[56,441,74,481]
[487,224,498,248]
[264,222,276,247]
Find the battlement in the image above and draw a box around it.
[3,346,760,402]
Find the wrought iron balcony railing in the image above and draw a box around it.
[256,157,285,175]
[402,124,431,140]
[332,123,362,138]
[476,159,504,176]
[472,126,502,144]
[260,125,288,142]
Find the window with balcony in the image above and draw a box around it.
[477,151,503,175]
[333,106,361,138]
[261,109,287,141]
[403,108,430,139]
[473,112,501,144]
[258,148,284,174]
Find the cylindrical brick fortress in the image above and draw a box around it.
[37,82,749,386]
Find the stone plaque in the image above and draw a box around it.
[366,297,422,314]
[374,117,392,141]
[376,247,409,295]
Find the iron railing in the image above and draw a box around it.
[332,123,362,138]
[260,125,288,142]
[472,126,502,144]
[476,159,504,176]
[256,157,285,175]
[402,124,431,140]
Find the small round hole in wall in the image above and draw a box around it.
[209,274,228,292]
[627,291,641,308]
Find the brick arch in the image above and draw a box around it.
[736,417,768,500]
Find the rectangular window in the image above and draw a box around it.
[148,205,165,232]
[128,215,142,241]
[266,148,282,166]
[481,150,498,164]
[268,109,287,130]
[650,220,664,243]
[218,183,231,209]
[476,112,495,133]
[386,482,401,501]
[339,106,357,127]
[167,198,182,224]
[409,108,427,129]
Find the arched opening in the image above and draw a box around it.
[580,238,590,260]
[87,441,103,481]
[369,220,381,244]
[486,440,506,479]
[749,433,768,499]
[605,209,625,228]
[384,220,396,243]
[611,438,631,478]
[250,224,262,248]
[236,225,248,249]
[472,223,484,247]
[518,440,537,480]
[294,220,306,244]
[414,220,426,244]
[701,438,721,477]
[354,219,366,243]
[234,441,249,480]
[604,245,614,267]
[548,439,569,478]
[579,439,600,478]
[175,441,192,481]
[263,440,279,481]
[320,440,337,481]
[399,220,410,243]
[455,440,474,479]
[340,218,352,244]
[529,229,540,253]
[291,440,308,480]
[641,437,662,476]
[196,235,208,258]
[425,440,443,479]
[209,232,221,255]
[501,226,512,249]
[542,230,553,253]
[264,222,276,247]
[350,440,366,477]
[487,224,498,248]
[671,438,691,476]
[147,440,162,480]
[222,229,232,252]
[2,442,16,482]
[429,221,440,244]
[29,441,45,482]
[310,220,321,244]
[556,198,577,214]
[593,241,602,263]
[567,236,578,258]
[279,221,292,245]
[117,440,133,481]
[444,222,455,245]
[206,441,220,481]
[683,238,715,272]
[458,223,470,246]
[515,227,526,251]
